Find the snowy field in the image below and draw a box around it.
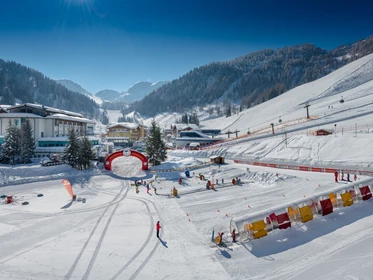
[1,155,372,280]
[2,54,373,279]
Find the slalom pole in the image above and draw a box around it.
[212,228,215,242]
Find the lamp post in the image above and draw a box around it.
[304,102,311,119]
[334,124,337,137]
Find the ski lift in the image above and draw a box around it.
[340,96,344,103]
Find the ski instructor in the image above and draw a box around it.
[156,221,161,238]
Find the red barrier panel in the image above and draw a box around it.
[234,160,373,177]
[299,166,309,171]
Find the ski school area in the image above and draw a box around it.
[0,155,373,280]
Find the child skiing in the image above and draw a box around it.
[156,221,161,238]
[232,229,236,243]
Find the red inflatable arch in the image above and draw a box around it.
[104,149,148,171]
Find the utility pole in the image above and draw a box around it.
[270,123,275,134]
[304,102,311,119]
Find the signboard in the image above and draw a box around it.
[123,149,131,157]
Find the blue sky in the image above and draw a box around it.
[0,0,372,94]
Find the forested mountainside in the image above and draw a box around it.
[125,36,373,117]
[0,59,100,118]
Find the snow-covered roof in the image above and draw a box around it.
[0,113,43,118]
[46,114,95,124]
[107,122,140,129]
[171,123,199,130]
[7,103,84,118]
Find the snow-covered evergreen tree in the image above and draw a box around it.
[146,119,167,166]
[20,119,35,163]
[2,120,21,164]
[63,129,80,168]
[77,136,95,169]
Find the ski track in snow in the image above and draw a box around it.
[64,182,127,280]
[81,183,130,280]
[81,181,162,280]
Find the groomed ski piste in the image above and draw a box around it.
[2,54,373,279]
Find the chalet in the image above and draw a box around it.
[107,122,146,147]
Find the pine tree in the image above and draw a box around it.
[78,136,95,169]
[145,119,167,166]
[2,120,21,164]
[63,129,80,168]
[20,119,35,164]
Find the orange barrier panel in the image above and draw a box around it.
[325,168,336,173]
[269,164,277,168]
[311,167,323,172]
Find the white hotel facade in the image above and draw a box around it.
[0,103,98,158]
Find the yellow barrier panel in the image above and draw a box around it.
[341,192,353,207]
[251,220,268,239]
[299,206,313,223]
[328,193,337,206]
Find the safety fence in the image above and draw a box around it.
[148,162,212,173]
[233,159,373,176]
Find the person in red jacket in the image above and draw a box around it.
[156,221,161,238]
[232,229,236,243]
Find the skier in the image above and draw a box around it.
[219,232,224,245]
[354,174,357,181]
[347,173,351,182]
[146,184,150,194]
[232,229,236,243]
[156,221,161,238]
[154,187,157,195]
[222,178,224,185]
[216,179,218,185]
[341,171,345,181]
[178,178,182,185]
[334,171,338,183]
[136,186,139,194]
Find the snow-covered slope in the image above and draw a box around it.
[95,89,121,102]
[55,79,103,105]
[200,53,373,134]
[119,81,169,103]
